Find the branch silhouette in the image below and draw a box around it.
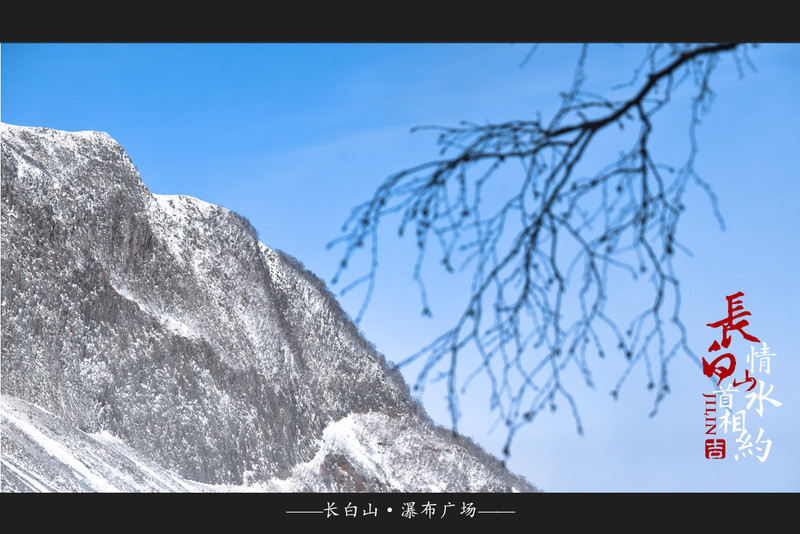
[329,43,753,460]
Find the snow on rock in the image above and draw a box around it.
[268,412,532,493]
[0,123,537,493]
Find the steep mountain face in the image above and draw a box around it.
[0,123,535,492]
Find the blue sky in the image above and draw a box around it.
[2,43,798,492]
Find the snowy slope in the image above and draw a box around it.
[0,123,536,493]
[2,395,526,492]
[1,394,209,492]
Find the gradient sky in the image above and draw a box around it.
[2,42,798,492]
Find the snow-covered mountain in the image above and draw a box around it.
[0,123,536,493]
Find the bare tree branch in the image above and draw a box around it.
[328,43,753,461]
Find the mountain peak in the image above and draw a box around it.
[0,123,536,492]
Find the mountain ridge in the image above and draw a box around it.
[0,123,536,492]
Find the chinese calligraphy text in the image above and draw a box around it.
[702,292,781,462]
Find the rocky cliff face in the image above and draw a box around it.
[0,123,535,492]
